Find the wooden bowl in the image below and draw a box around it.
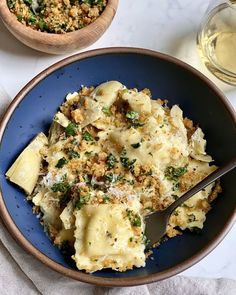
[0,0,119,54]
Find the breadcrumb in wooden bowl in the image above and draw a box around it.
[0,0,119,54]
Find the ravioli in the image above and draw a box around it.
[6,81,221,273]
[73,204,145,272]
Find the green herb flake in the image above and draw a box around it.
[7,0,16,9]
[67,150,80,159]
[23,0,32,5]
[84,151,93,157]
[126,111,139,121]
[126,209,141,227]
[65,123,77,137]
[171,194,179,200]
[188,214,196,223]
[103,195,110,203]
[106,153,118,169]
[173,210,179,216]
[51,182,70,193]
[142,235,150,246]
[17,15,23,22]
[165,166,188,182]
[82,131,94,141]
[75,195,90,210]
[105,173,118,183]
[38,19,48,31]
[126,111,145,128]
[120,156,136,170]
[102,106,111,116]
[28,13,36,24]
[131,142,141,149]
[55,157,68,168]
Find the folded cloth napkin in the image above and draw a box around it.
[0,83,236,295]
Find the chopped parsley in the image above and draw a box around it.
[82,0,105,6]
[120,148,136,170]
[173,210,179,216]
[131,142,141,149]
[142,235,150,246]
[65,123,77,137]
[105,173,115,183]
[126,111,139,121]
[84,151,93,157]
[82,131,94,141]
[103,195,110,203]
[105,173,122,183]
[75,195,90,210]
[28,13,36,24]
[102,106,111,116]
[51,181,70,193]
[55,157,68,168]
[38,19,48,31]
[120,156,136,170]
[67,149,80,159]
[23,0,32,5]
[188,214,196,223]
[7,0,16,9]
[106,153,118,169]
[126,111,144,128]
[165,166,188,182]
[126,209,141,227]
[171,194,179,200]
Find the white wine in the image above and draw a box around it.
[197,2,236,85]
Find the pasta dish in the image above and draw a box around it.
[6,81,221,272]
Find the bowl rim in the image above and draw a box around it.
[0,47,236,287]
[0,0,119,44]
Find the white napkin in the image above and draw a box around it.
[0,83,236,295]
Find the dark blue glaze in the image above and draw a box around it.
[0,52,235,279]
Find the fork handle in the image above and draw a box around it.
[165,156,236,216]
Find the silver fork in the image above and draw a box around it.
[145,157,236,247]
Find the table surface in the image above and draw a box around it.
[0,0,235,280]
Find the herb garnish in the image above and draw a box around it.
[126,111,145,128]
[120,149,136,170]
[120,157,136,170]
[55,157,68,168]
[126,111,139,121]
[106,153,118,169]
[102,106,111,116]
[131,142,141,149]
[82,131,94,141]
[65,123,77,137]
[164,166,188,181]
[75,194,90,210]
[51,181,70,193]
[103,195,110,203]
[67,149,80,159]
[126,209,141,227]
[188,214,196,223]
[7,0,16,9]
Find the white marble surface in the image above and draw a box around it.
[0,0,235,280]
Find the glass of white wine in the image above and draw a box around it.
[197,0,236,85]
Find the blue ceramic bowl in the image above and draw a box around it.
[0,48,235,286]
